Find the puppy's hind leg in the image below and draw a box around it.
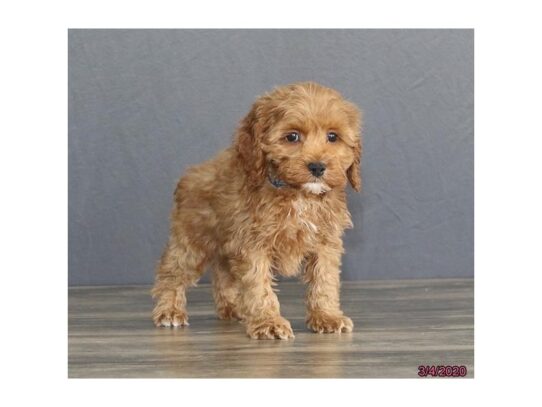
[212,258,241,321]
[151,237,207,327]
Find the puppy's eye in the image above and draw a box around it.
[327,132,338,142]
[285,132,300,143]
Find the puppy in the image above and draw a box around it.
[151,82,362,339]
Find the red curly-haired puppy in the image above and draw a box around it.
[151,82,362,339]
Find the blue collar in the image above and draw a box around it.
[268,175,288,189]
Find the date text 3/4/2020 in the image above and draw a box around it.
[418,365,468,377]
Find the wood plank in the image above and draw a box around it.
[68,279,474,378]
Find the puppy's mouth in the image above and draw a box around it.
[301,181,330,195]
[267,161,331,194]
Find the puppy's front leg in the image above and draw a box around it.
[304,242,353,334]
[233,255,294,340]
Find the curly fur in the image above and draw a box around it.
[151,82,362,339]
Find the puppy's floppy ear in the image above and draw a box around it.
[345,103,363,192]
[234,100,267,188]
[347,139,362,192]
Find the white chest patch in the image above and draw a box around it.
[302,182,330,195]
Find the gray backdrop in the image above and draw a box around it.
[68,29,473,286]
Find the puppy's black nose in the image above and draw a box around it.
[308,162,326,177]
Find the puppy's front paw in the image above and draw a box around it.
[153,308,189,328]
[246,316,295,340]
[306,312,353,333]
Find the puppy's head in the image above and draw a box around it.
[235,82,362,193]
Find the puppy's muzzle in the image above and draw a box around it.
[307,162,326,178]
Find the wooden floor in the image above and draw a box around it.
[68,279,474,378]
